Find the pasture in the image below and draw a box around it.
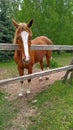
[0,52,73,130]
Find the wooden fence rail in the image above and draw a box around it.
[0,65,73,86]
[0,44,73,50]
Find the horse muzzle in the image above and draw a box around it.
[22,57,31,64]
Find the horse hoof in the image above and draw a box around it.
[26,90,30,94]
[18,93,23,97]
[32,99,37,103]
[45,77,49,80]
[39,77,43,81]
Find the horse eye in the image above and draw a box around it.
[17,35,21,40]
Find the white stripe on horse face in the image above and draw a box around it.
[21,31,29,61]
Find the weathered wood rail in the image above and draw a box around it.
[0,44,73,50]
[0,65,73,86]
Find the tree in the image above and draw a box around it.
[13,0,73,45]
[0,0,15,61]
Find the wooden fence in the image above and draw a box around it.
[0,44,73,86]
[0,65,73,86]
[0,43,73,50]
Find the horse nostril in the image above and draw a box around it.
[22,58,25,63]
[22,58,31,64]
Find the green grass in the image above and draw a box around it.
[36,52,73,69]
[0,61,18,129]
[52,52,73,66]
[0,60,15,68]
[0,60,18,79]
[0,91,17,130]
[28,80,73,130]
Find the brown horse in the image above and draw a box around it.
[12,19,53,96]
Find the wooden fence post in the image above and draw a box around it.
[69,70,73,83]
[62,58,73,83]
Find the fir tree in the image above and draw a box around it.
[0,0,15,61]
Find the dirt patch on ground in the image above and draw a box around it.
[0,67,65,101]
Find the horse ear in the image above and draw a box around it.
[12,19,19,28]
[27,19,33,28]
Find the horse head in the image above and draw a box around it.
[12,19,33,64]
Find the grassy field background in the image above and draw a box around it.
[0,52,73,130]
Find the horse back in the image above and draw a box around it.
[31,36,53,45]
[31,36,53,63]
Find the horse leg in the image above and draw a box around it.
[18,66,24,97]
[45,52,52,80]
[26,67,32,94]
[39,59,44,81]
[46,52,51,68]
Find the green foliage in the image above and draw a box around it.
[0,0,15,61]
[0,51,14,62]
[0,0,15,42]
[50,58,59,68]
[14,0,73,45]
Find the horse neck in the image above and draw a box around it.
[13,31,17,44]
